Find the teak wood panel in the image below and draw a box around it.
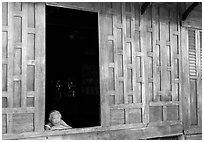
[102,3,181,127]
[2,2,197,137]
[2,2,45,134]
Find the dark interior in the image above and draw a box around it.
[45,5,100,128]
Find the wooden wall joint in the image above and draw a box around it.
[182,2,201,21]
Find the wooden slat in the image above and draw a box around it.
[7,3,15,133]
[110,103,143,109]
[122,3,128,105]
[160,6,168,103]
[34,3,45,132]
[140,4,149,125]
[181,27,191,129]
[99,3,110,127]
[196,30,202,127]
[21,3,28,108]
[152,5,160,102]
[150,101,179,106]
[170,9,177,102]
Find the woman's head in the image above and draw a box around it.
[49,110,62,126]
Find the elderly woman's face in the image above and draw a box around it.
[51,114,61,126]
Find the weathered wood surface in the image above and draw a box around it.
[2,2,45,134]
[2,2,202,140]
[3,123,183,140]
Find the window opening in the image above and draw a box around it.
[46,5,100,128]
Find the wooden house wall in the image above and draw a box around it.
[180,2,202,139]
[101,2,181,128]
[2,2,45,134]
[2,2,202,140]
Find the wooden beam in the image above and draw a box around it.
[182,2,200,21]
[141,2,150,15]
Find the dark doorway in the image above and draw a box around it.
[45,5,100,128]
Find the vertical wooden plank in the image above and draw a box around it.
[196,30,202,127]
[35,3,45,131]
[140,4,149,125]
[21,3,28,108]
[170,9,176,101]
[7,2,14,133]
[177,6,182,123]
[152,5,160,102]
[99,3,110,127]
[122,3,128,105]
[181,27,190,129]
[160,6,168,103]
[112,3,118,106]
[132,3,137,104]
[115,3,123,105]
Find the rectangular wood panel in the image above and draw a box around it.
[2,64,7,91]
[2,114,7,134]
[2,2,45,135]
[28,3,35,28]
[27,33,35,60]
[13,81,21,108]
[13,16,22,42]
[12,113,34,133]
[27,65,35,91]
[2,31,8,59]
[2,2,8,26]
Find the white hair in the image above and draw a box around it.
[48,110,62,121]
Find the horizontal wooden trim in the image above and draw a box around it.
[2,123,183,140]
[27,28,35,34]
[108,63,115,68]
[2,107,35,114]
[2,26,8,31]
[135,26,140,31]
[150,101,179,106]
[46,2,100,13]
[27,91,35,97]
[147,52,153,57]
[27,60,36,66]
[110,103,143,109]
[14,42,22,49]
[127,64,133,68]
[173,31,179,35]
[2,91,7,97]
[107,35,114,40]
[147,121,182,127]
[13,75,22,81]
[184,126,202,135]
[2,58,8,64]
[135,52,144,57]
[13,11,22,17]
[125,38,133,42]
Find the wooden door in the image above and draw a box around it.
[2,2,45,134]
